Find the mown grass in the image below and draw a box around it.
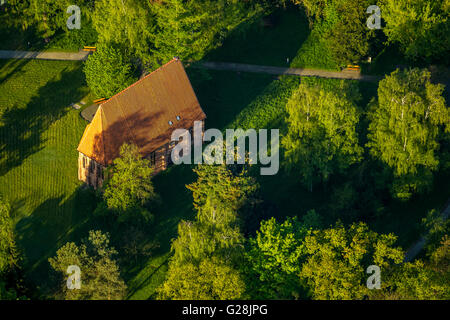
[0,59,99,296]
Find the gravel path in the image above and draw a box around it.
[0,50,90,61]
[196,61,383,82]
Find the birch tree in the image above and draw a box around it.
[282,81,363,190]
[367,68,449,199]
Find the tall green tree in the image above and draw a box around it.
[149,0,250,68]
[244,216,309,299]
[102,143,156,219]
[325,0,376,65]
[300,222,404,300]
[282,81,363,190]
[84,45,137,98]
[159,164,258,299]
[158,256,246,300]
[367,68,449,199]
[13,0,96,37]
[370,237,450,300]
[297,0,377,65]
[49,230,127,300]
[379,0,450,61]
[0,197,19,276]
[93,0,154,62]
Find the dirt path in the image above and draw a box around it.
[404,199,450,262]
[195,61,383,82]
[0,50,90,61]
[0,51,382,82]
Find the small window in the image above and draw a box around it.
[176,115,181,121]
[168,120,173,126]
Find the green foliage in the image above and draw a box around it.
[0,280,18,300]
[372,238,450,300]
[379,0,450,61]
[290,20,340,70]
[244,216,309,299]
[159,164,258,299]
[389,260,449,300]
[325,0,375,65]
[8,0,96,40]
[158,256,245,300]
[0,59,95,295]
[83,45,137,98]
[367,68,449,199]
[282,80,363,190]
[149,0,252,68]
[298,0,376,65]
[422,209,450,254]
[48,230,127,300]
[188,164,259,214]
[49,22,98,51]
[301,209,323,230]
[300,222,404,300]
[0,197,19,276]
[93,0,154,61]
[297,0,329,21]
[103,143,156,214]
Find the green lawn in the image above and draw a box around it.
[0,59,98,296]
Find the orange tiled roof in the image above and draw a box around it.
[77,58,206,166]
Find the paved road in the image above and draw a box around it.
[0,50,90,61]
[404,199,450,262]
[196,61,383,82]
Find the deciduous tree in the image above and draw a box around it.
[300,222,404,300]
[84,44,137,98]
[158,256,246,300]
[244,216,308,299]
[367,68,449,199]
[103,143,156,214]
[93,0,154,62]
[49,230,127,300]
[282,81,363,190]
[159,164,258,299]
[0,197,19,275]
[379,0,450,61]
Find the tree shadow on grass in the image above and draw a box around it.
[0,58,32,86]
[14,187,97,298]
[188,68,276,131]
[204,6,310,67]
[0,64,88,176]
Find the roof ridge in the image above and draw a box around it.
[100,58,179,109]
